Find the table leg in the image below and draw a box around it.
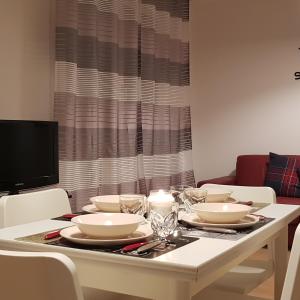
[274,226,288,300]
[154,280,192,300]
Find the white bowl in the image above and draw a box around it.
[200,187,232,202]
[90,195,121,212]
[192,203,252,224]
[72,213,144,238]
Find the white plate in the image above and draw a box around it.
[60,224,153,246]
[181,213,259,229]
[82,204,105,214]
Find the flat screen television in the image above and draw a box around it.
[0,120,59,194]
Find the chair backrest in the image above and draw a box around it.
[0,188,72,228]
[281,224,300,300]
[201,184,276,256]
[200,183,276,204]
[0,250,84,300]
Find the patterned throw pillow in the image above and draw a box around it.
[264,152,300,197]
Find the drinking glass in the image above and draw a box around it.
[170,185,207,213]
[182,188,207,213]
[170,185,193,205]
[119,194,145,215]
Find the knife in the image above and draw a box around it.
[179,220,237,234]
[198,227,237,234]
[136,240,162,254]
[44,230,61,240]
[236,201,253,206]
[121,242,148,253]
[62,213,79,219]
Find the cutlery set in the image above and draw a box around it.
[44,229,163,254]
[119,240,163,254]
[178,220,237,234]
[190,226,237,234]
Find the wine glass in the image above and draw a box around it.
[119,194,146,215]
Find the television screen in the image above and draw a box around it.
[0,120,58,194]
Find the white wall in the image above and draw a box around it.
[0,0,54,121]
[190,0,300,182]
[1,0,300,184]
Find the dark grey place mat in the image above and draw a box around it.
[51,211,88,221]
[178,217,274,241]
[16,229,198,259]
[52,211,274,242]
[43,213,274,257]
[15,218,273,260]
[47,235,198,259]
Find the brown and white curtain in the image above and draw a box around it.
[55,0,194,211]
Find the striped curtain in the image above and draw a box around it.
[55,0,194,211]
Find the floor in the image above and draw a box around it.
[249,274,274,299]
[247,247,291,300]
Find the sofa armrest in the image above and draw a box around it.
[197,176,237,188]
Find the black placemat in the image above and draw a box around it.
[51,211,88,221]
[41,213,275,257]
[16,229,198,259]
[178,217,274,241]
[47,235,198,258]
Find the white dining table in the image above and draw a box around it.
[0,204,299,300]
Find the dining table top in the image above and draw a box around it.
[0,203,298,280]
[0,203,299,300]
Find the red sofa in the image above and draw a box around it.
[197,154,300,248]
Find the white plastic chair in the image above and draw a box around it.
[280,223,300,300]
[0,189,142,300]
[0,250,84,300]
[200,223,300,300]
[200,184,276,207]
[0,188,72,228]
[200,184,276,294]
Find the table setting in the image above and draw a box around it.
[1,191,298,300]
[15,186,274,258]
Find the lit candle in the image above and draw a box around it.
[148,190,174,217]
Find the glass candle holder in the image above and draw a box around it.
[147,190,178,240]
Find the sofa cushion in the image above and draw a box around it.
[264,153,300,197]
[277,196,300,225]
[276,196,300,205]
[236,155,269,186]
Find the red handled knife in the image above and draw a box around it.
[44,230,61,240]
[121,242,148,253]
[62,213,79,219]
